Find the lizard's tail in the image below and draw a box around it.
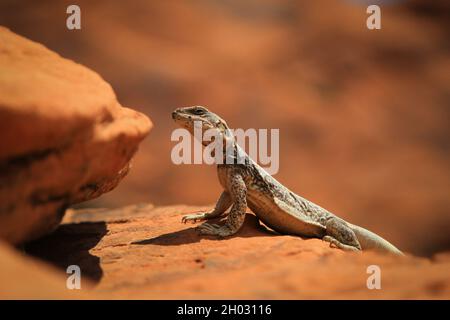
[349,224,404,255]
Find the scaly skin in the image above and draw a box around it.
[172,106,403,255]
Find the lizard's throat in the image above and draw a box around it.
[207,143,248,165]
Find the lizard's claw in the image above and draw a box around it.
[197,223,233,237]
[181,213,207,224]
[322,235,339,248]
[322,235,360,252]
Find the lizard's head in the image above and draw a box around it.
[172,106,232,146]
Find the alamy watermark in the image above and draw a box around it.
[66,5,81,30]
[366,264,381,290]
[66,4,380,32]
[366,5,381,30]
[171,121,280,175]
[66,265,81,289]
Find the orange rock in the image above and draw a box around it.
[21,204,450,299]
[0,241,94,299]
[0,27,152,244]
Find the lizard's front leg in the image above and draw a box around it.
[182,192,232,223]
[198,171,247,237]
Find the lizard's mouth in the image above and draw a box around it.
[171,111,197,132]
[171,111,187,124]
[172,110,202,125]
[171,109,192,121]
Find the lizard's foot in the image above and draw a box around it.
[322,235,360,252]
[324,217,362,252]
[197,223,235,237]
[181,213,209,224]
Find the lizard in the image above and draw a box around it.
[172,106,403,255]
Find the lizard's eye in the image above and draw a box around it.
[192,108,205,115]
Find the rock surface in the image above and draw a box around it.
[20,204,450,299]
[0,27,152,244]
[0,241,93,299]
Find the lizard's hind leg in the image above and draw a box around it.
[323,217,362,252]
